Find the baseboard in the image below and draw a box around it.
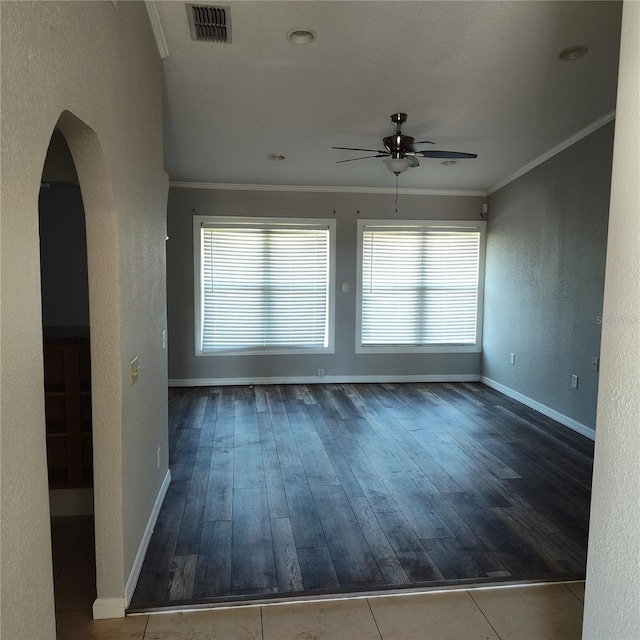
[124,469,172,607]
[49,488,94,517]
[92,597,126,620]
[169,374,481,387]
[480,376,596,441]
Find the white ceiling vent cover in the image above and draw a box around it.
[186,4,231,43]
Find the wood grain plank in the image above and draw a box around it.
[311,485,381,586]
[373,509,444,583]
[231,488,277,591]
[297,546,340,590]
[281,466,327,549]
[270,517,304,593]
[175,472,208,556]
[349,496,410,585]
[168,554,198,600]
[194,520,232,598]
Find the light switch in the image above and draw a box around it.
[130,356,140,386]
[342,282,349,293]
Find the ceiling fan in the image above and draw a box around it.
[333,112,477,175]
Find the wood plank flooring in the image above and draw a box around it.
[130,382,593,609]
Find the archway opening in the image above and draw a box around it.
[40,130,97,613]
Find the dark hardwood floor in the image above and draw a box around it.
[129,382,593,610]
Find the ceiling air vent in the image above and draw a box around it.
[186,4,231,43]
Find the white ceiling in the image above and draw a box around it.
[155,1,622,192]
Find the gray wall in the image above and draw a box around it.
[482,122,614,429]
[167,188,485,382]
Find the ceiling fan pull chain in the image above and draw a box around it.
[395,173,399,213]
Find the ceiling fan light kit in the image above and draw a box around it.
[383,157,412,174]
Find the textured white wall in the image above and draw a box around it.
[0,2,168,637]
[584,3,640,638]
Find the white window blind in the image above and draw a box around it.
[361,226,481,347]
[198,220,331,354]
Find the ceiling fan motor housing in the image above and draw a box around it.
[385,113,412,158]
[383,134,415,159]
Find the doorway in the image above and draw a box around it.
[39,130,97,614]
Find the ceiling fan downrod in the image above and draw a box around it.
[390,112,408,133]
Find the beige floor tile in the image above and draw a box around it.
[565,581,585,603]
[51,516,90,557]
[54,555,97,611]
[56,609,148,640]
[470,583,584,640]
[144,607,261,640]
[368,591,499,640]
[263,598,381,640]
[72,520,96,557]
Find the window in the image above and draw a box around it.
[357,220,485,353]
[194,216,335,356]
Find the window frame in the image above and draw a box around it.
[356,219,486,354]
[193,215,336,357]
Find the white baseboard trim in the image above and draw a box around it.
[92,597,126,620]
[124,469,172,607]
[169,374,481,387]
[480,376,595,441]
[49,488,94,517]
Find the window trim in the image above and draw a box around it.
[355,219,486,354]
[193,215,336,357]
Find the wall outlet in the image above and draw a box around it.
[509,353,516,365]
[341,282,349,293]
[592,356,599,371]
[318,368,325,377]
[156,447,161,470]
[129,356,140,386]
[571,374,579,389]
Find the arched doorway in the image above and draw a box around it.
[41,111,126,620]
[40,130,97,613]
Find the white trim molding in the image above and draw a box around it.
[487,111,616,195]
[169,374,481,387]
[93,470,171,619]
[169,181,487,198]
[93,597,126,620]
[480,376,595,441]
[144,1,170,59]
[124,469,172,607]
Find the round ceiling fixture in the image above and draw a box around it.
[441,160,458,166]
[559,46,588,61]
[268,153,286,161]
[287,28,316,45]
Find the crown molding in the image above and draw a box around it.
[168,181,487,197]
[487,111,616,195]
[144,1,169,59]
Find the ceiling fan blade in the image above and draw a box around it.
[335,154,388,164]
[415,150,478,159]
[412,140,435,145]
[332,146,388,154]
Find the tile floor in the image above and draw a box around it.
[52,515,97,614]
[52,516,585,640]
